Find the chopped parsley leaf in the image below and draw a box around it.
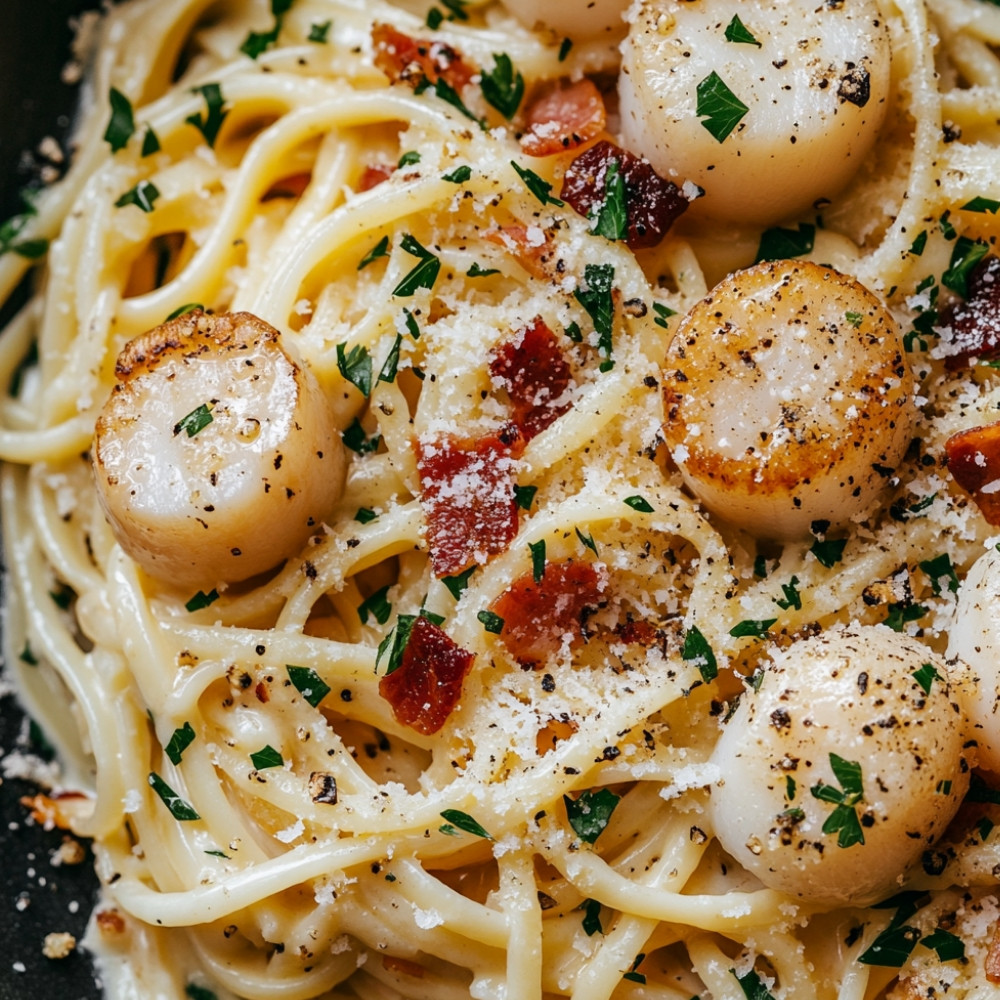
[564,787,620,843]
[358,234,390,269]
[439,808,492,839]
[810,537,847,568]
[185,82,229,148]
[884,602,927,631]
[755,222,816,263]
[729,618,777,638]
[342,416,381,454]
[250,744,283,770]
[942,235,989,297]
[724,14,761,47]
[529,539,546,583]
[308,19,332,43]
[575,263,615,367]
[623,494,653,512]
[558,37,572,61]
[355,507,377,524]
[442,164,472,183]
[185,589,219,613]
[378,334,402,384]
[336,342,373,397]
[810,753,865,848]
[481,52,525,119]
[921,928,965,962]
[695,70,748,142]
[576,527,598,555]
[115,179,160,213]
[376,615,418,675]
[774,576,802,611]
[467,261,499,277]
[732,968,776,1000]
[477,609,504,634]
[165,302,203,321]
[442,566,476,600]
[590,159,627,241]
[909,230,928,256]
[511,161,564,206]
[104,87,135,152]
[912,661,941,694]
[514,484,537,510]
[962,195,1000,214]
[165,722,196,765]
[149,772,200,821]
[185,984,219,1000]
[682,625,717,682]
[286,664,331,707]
[358,585,392,625]
[919,552,959,595]
[174,402,214,437]
[393,234,441,296]
[398,150,421,167]
[652,302,676,328]
[580,898,603,936]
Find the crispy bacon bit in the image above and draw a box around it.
[490,318,572,439]
[561,139,689,250]
[262,173,311,201]
[987,921,1000,983]
[371,23,475,92]
[942,255,1000,370]
[382,955,426,978]
[945,421,1000,525]
[95,909,127,935]
[614,619,660,646]
[416,428,523,577]
[20,791,90,831]
[519,78,606,157]
[492,561,607,667]
[358,162,396,192]
[378,616,475,734]
[484,224,557,279]
[255,680,270,703]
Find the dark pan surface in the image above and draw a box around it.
[1,2,105,997]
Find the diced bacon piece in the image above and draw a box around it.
[372,23,475,92]
[519,78,606,157]
[941,255,1000,370]
[987,920,1000,983]
[491,561,607,667]
[416,427,523,577]
[490,318,572,439]
[358,162,396,192]
[484,224,557,279]
[95,909,127,935]
[378,616,475,734]
[945,421,1000,524]
[561,139,689,250]
[20,790,91,831]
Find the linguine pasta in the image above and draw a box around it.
[4,0,1000,997]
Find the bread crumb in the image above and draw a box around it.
[42,931,76,959]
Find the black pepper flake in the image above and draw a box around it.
[838,67,871,107]
[309,771,338,805]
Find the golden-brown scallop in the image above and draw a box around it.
[661,260,915,540]
[93,311,345,588]
[709,626,969,907]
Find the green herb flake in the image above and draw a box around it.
[426,7,444,28]
[558,37,573,61]
[729,618,777,638]
[342,416,381,454]
[185,589,219,613]
[467,261,499,277]
[511,161,564,207]
[939,211,957,240]
[624,954,646,984]
[355,507,377,524]
[919,552,959,595]
[376,614,418,675]
[185,83,229,148]
[174,402,214,437]
[115,179,160,213]
[336,342,373,397]
[682,625,718,682]
[308,19,332,43]
[11,238,48,260]
[942,236,990,297]
[774,576,802,611]
[580,898,603,936]
[859,921,920,967]
[149,772,200,821]
[755,222,816,263]
[810,537,848,568]
[393,233,441,296]
[724,14,761,47]
[166,302,203,321]
[884,602,927,632]
[378,334,402,384]
[442,165,472,184]
[250,744,284,770]
[439,808,492,839]
[19,642,38,666]
[564,787,620,844]
[732,968,777,1000]
[358,585,392,625]
[653,302,676,328]
[477,609,505,634]
[623,494,653,513]
[358,234,390,270]
[398,150,421,167]
[810,753,865,849]
[962,195,1000,214]
[696,70,749,143]
[481,52,525,119]
[574,262,615,366]
[203,849,229,859]
[514,484,537,510]
[754,554,769,578]
[844,310,864,328]
[286,664,331,707]
[921,928,965,962]
[785,774,796,801]
[185,984,219,1000]
[104,87,136,152]
[576,527,598,555]
[429,76,483,125]
[977,816,995,843]
[909,230,928,256]
[912,662,941,695]
[441,0,469,19]
[529,539,546,583]
[565,320,583,343]
[442,566,476,600]
[165,721,196,766]
[591,159,627,241]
